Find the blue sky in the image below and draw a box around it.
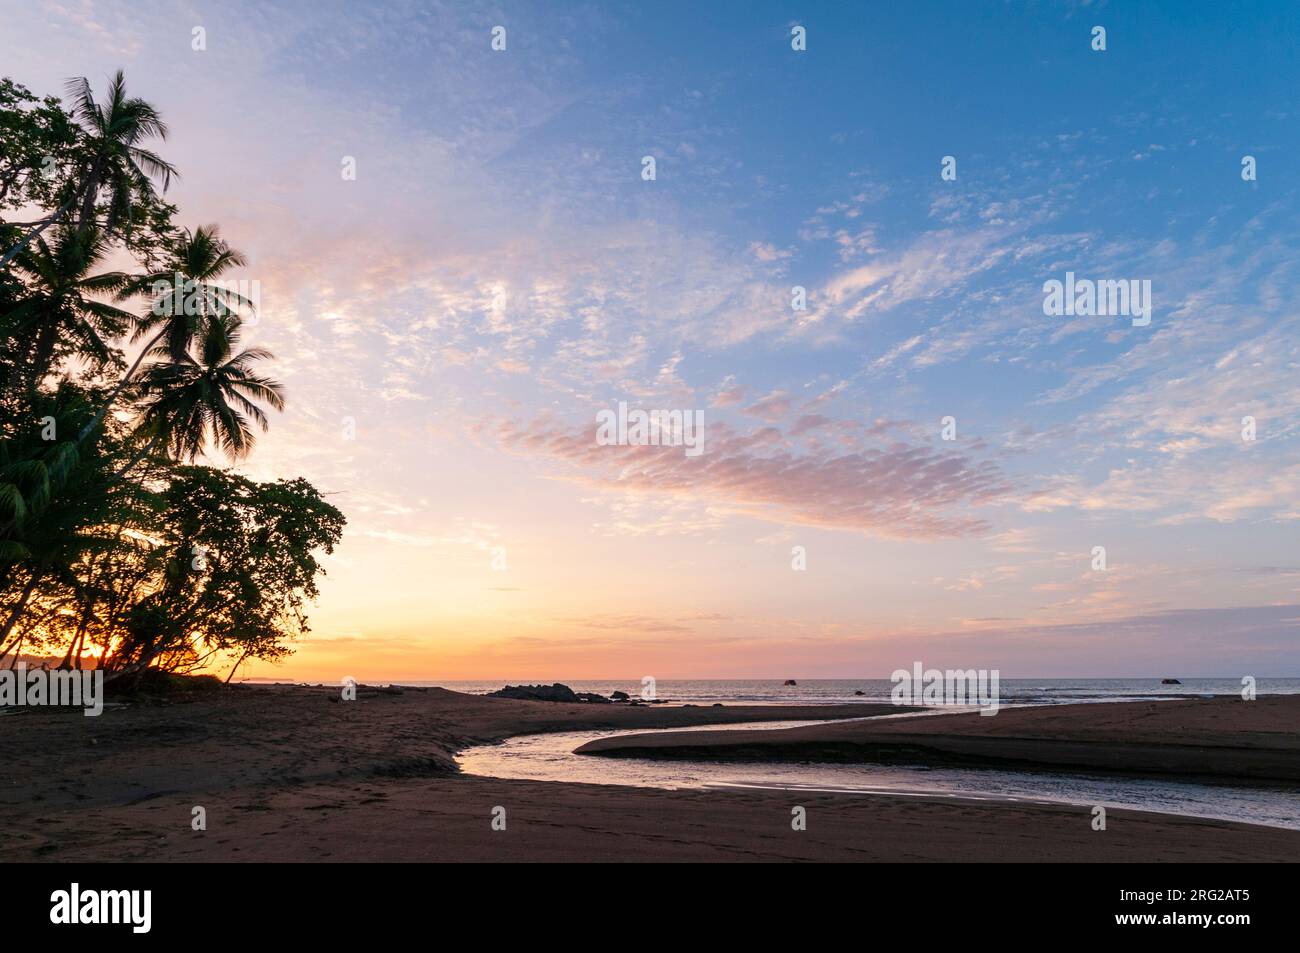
[4,0,1298,677]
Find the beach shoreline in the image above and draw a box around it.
[4,685,1298,862]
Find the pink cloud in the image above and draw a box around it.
[791,414,832,435]
[742,389,794,422]
[491,418,1012,539]
[710,380,746,407]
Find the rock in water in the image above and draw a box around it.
[488,683,611,703]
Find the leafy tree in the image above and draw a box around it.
[0,78,79,218]
[0,70,344,683]
[100,467,344,680]
[1,71,177,268]
[0,384,116,658]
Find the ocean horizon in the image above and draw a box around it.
[242,676,1300,706]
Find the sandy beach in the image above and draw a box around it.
[3,686,1298,862]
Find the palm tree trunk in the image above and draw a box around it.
[22,321,59,395]
[0,569,42,661]
[4,634,24,669]
[56,622,86,669]
[224,648,252,684]
[79,326,168,442]
[57,586,92,670]
[72,624,91,670]
[2,153,101,268]
[112,430,163,480]
[0,192,76,268]
[74,158,104,233]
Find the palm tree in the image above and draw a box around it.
[1,71,177,268]
[79,225,253,442]
[127,315,284,473]
[0,388,102,658]
[128,225,252,354]
[1,226,134,392]
[0,433,79,561]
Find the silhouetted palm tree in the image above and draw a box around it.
[2,227,133,392]
[80,225,253,442]
[131,316,284,470]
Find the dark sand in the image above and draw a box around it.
[3,686,1297,862]
[577,696,1300,783]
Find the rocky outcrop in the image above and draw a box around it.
[487,683,610,703]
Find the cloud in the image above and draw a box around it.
[742,389,794,423]
[710,377,746,407]
[491,417,1013,539]
[749,241,793,262]
[818,228,1015,322]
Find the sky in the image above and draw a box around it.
[3,0,1298,680]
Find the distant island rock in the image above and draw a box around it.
[783,679,798,686]
[1161,678,1182,685]
[488,683,611,704]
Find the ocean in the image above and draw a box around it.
[412,677,1300,705]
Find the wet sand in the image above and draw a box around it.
[3,686,1297,862]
